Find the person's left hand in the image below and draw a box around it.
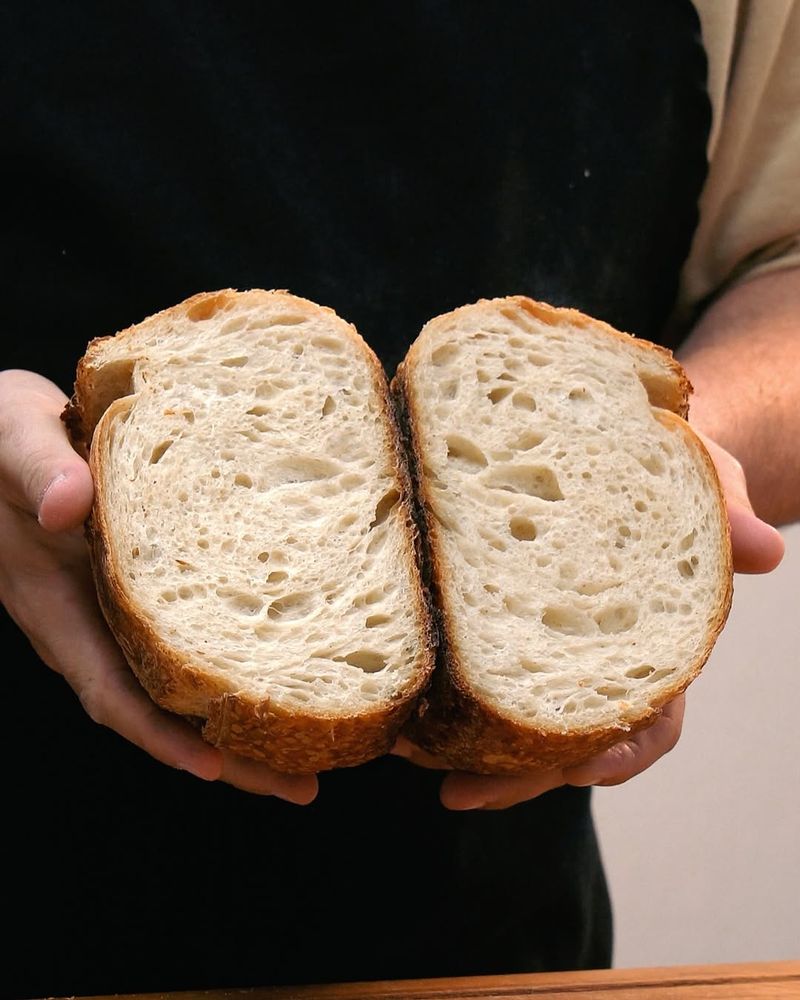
[392,436,785,810]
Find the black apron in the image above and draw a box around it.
[1,3,710,997]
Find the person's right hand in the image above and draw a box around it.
[0,369,318,802]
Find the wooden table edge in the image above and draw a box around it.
[51,960,800,1000]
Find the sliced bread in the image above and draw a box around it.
[66,289,434,773]
[394,296,733,773]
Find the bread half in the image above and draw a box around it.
[395,296,733,774]
[66,290,434,772]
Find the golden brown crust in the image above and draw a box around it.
[70,289,435,773]
[402,295,693,419]
[202,693,416,774]
[395,295,732,775]
[511,296,693,416]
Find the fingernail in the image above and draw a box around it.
[269,773,319,805]
[176,758,217,781]
[569,771,602,788]
[275,785,318,806]
[390,737,412,758]
[568,754,615,787]
[759,520,784,542]
[744,507,782,537]
[442,790,488,811]
[37,473,68,523]
[275,793,313,806]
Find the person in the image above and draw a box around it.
[1,3,797,997]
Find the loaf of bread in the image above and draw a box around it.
[394,296,733,773]
[65,290,434,773]
[68,290,732,775]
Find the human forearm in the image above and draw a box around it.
[678,266,800,525]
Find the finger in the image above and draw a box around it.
[84,663,228,781]
[8,546,232,780]
[726,501,785,574]
[71,640,317,800]
[391,735,453,770]
[38,468,95,533]
[107,671,318,800]
[26,571,228,779]
[698,433,784,574]
[13,551,318,798]
[218,754,319,803]
[0,370,93,531]
[439,767,565,811]
[37,590,317,799]
[564,695,686,787]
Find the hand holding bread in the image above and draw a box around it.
[0,369,318,801]
[1,290,783,803]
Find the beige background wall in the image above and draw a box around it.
[593,522,800,967]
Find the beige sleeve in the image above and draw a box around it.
[673,0,800,331]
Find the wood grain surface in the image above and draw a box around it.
[70,961,800,1000]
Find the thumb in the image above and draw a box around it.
[0,370,94,532]
[698,432,784,574]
